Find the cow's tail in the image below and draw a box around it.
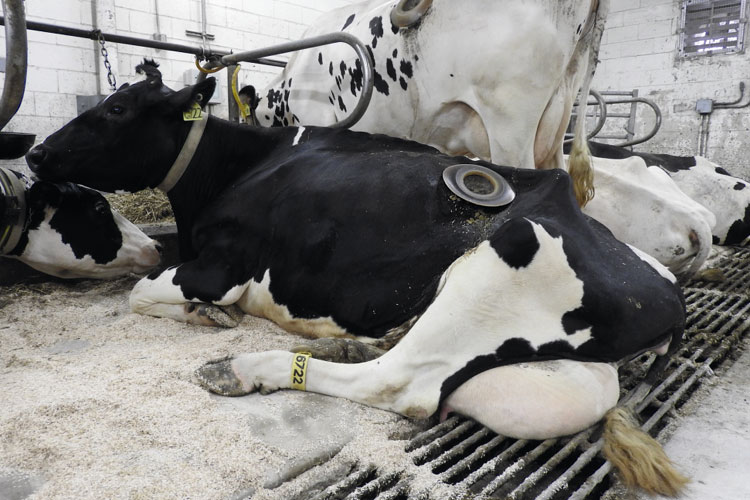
[567,0,608,207]
[602,407,688,496]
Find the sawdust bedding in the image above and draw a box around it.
[0,276,434,499]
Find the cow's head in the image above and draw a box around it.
[26,59,216,193]
[3,168,162,279]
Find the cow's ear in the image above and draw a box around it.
[168,77,217,112]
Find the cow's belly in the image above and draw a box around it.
[443,360,619,440]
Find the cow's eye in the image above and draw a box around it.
[109,105,124,115]
[94,200,109,216]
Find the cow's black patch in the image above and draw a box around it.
[414,54,419,61]
[338,95,347,113]
[264,114,269,120]
[340,61,347,78]
[390,20,399,34]
[292,114,300,124]
[369,16,384,44]
[265,88,282,109]
[283,118,288,126]
[349,58,364,96]
[577,23,582,34]
[561,307,590,335]
[328,96,334,105]
[329,61,333,75]
[574,141,698,173]
[734,182,746,191]
[342,13,355,31]
[537,340,575,357]
[399,60,413,78]
[399,76,407,90]
[386,58,397,81]
[490,218,539,269]
[335,75,342,91]
[724,204,750,244]
[288,78,293,87]
[716,166,731,176]
[374,70,389,95]
[392,48,398,58]
[284,89,290,101]
[496,337,536,359]
[44,183,123,264]
[713,235,720,244]
[281,80,286,89]
[318,52,323,65]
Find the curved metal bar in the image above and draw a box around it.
[563,88,607,144]
[0,0,28,131]
[216,32,374,129]
[604,96,662,148]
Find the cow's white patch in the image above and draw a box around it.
[292,126,306,146]
[240,269,350,338]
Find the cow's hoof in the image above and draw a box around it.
[193,304,243,327]
[195,358,250,396]
[291,338,385,363]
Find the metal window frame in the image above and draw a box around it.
[679,0,748,57]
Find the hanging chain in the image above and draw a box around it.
[95,30,117,92]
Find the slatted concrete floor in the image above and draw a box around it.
[278,245,750,500]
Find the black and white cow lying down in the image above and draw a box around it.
[26,61,687,495]
[581,141,750,246]
[0,167,161,279]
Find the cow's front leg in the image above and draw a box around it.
[130,265,246,327]
[196,350,438,419]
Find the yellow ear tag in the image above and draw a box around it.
[183,102,203,121]
[291,352,311,391]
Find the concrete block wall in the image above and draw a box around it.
[593,0,750,179]
[0,0,354,173]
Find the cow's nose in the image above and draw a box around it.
[26,145,48,173]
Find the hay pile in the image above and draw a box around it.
[106,189,174,224]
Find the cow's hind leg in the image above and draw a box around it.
[130,265,246,327]
[196,350,438,418]
[290,339,385,363]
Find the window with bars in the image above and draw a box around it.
[679,0,748,56]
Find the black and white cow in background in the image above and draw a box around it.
[258,0,609,207]
[0,167,161,279]
[26,61,687,495]
[252,0,714,276]
[581,141,750,246]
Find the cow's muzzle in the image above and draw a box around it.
[25,144,49,175]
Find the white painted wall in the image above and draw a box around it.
[0,0,353,173]
[593,0,750,178]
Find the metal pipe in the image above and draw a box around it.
[0,16,287,67]
[206,32,375,129]
[0,0,27,131]
[604,96,663,148]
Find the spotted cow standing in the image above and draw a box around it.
[258,0,609,206]
[27,61,687,495]
[0,167,161,279]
